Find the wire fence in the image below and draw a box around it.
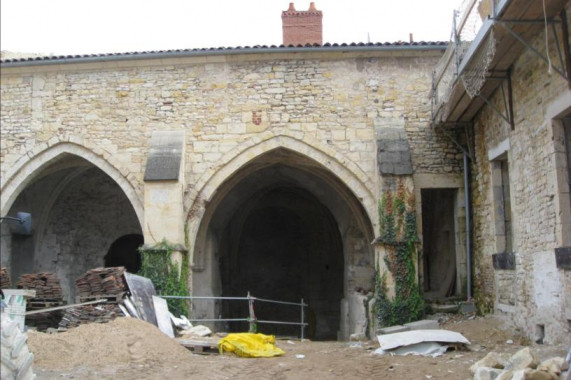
[161,292,308,340]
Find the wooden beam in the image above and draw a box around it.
[25,299,107,315]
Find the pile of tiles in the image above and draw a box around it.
[17,272,65,331]
[75,267,127,299]
[1,267,11,288]
[59,267,128,329]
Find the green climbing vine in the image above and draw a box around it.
[138,240,189,317]
[375,182,424,327]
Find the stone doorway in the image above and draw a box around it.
[421,188,458,299]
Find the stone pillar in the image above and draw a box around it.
[143,131,187,271]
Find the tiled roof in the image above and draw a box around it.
[1,41,447,65]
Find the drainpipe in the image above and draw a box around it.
[463,153,472,300]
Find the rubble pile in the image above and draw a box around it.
[471,347,570,380]
[59,267,128,329]
[75,266,127,299]
[17,272,65,331]
[59,303,122,329]
[1,267,11,288]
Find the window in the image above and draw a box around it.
[491,154,512,254]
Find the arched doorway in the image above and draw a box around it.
[191,148,375,340]
[104,234,144,273]
[1,151,143,301]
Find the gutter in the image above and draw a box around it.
[463,153,472,300]
[1,44,447,68]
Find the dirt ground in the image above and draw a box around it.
[28,314,569,380]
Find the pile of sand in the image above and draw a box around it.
[28,317,192,370]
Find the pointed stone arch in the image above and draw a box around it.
[185,134,377,253]
[186,133,378,340]
[1,140,143,227]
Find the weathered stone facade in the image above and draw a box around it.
[470,18,571,343]
[1,45,467,339]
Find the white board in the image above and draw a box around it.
[152,295,174,338]
[377,329,470,351]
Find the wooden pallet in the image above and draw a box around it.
[28,300,65,308]
[178,339,219,355]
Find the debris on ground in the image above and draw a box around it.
[179,324,213,338]
[59,303,122,328]
[170,313,192,330]
[470,347,570,380]
[374,329,470,357]
[58,267,128,329]
[20,314,571,380]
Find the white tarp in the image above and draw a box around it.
[377,329,470,351]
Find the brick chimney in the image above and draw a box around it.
[282,2,323,46]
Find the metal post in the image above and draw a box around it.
[300,298,305,341]
[247,292,257,333]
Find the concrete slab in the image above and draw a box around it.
[404,319,440,330]
[376,325,409,335]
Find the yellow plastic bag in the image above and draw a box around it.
[218,333,285,358]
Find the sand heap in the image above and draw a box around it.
[28,317,192,370]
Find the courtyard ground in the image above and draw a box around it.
[28,314,569,380]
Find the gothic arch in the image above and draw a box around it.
[1,140,144,227]
[185,134,377,253]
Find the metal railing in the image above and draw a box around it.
[161,292,308,339]
[432,0,496,121]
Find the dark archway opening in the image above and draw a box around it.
[193,149,376,341]
[219,186,344,340]
[104,234,144,273]
[421,188,457,299]
[2,154,143,301]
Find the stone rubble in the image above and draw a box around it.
[471,348,570,380]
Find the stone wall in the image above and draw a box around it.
[1,47,465,338]
[470,22,571,343]
[1,49,461,224]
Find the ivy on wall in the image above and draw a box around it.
[375,182,424,327]
[138,240,189,317]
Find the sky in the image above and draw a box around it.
[1,0,460,56]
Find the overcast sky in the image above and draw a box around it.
[1,0,460,56]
